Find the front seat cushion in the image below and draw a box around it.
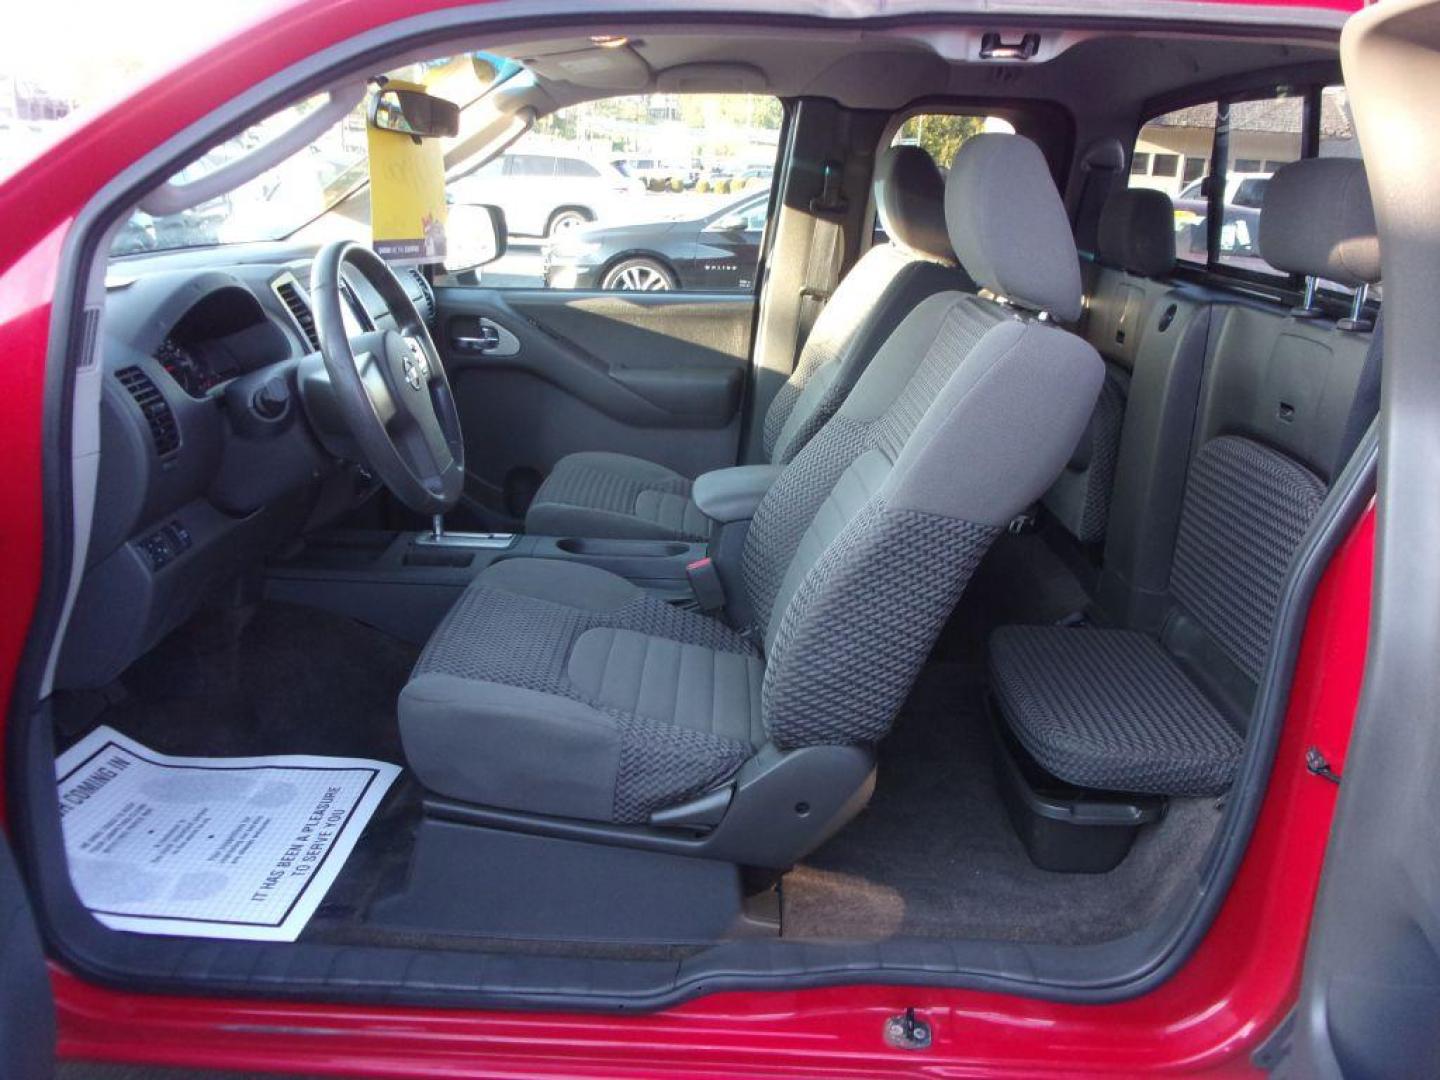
[525,451,713,541]
[399,558,764,822]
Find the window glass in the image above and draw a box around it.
[1217,94,1302,273]
[877,113,1014,244]
[890,113,1015,172]
[449,92,782,292]
[1316,85,1377,299]
[1131,102,1216,264]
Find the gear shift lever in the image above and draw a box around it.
[415,512,515,550]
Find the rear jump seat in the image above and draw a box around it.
[990,157,1382,800]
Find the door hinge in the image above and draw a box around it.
[1305,746,1342,785]
[883,1007,933,1051]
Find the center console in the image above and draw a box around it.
[264,528,709,644]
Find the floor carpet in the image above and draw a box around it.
[780,532,1223,946]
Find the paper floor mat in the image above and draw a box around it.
[55,725,401,942]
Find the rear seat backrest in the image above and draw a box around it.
[986,157,1381,800]
[1044,188,1178,545]
[1161,156,1381,717]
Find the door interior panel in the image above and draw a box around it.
[434,286,755,524]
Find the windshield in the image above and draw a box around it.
[114,53,520,256]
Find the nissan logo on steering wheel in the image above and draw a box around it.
[401,338,430,391]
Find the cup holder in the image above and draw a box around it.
[555,537,690,558]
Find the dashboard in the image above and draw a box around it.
[58,244,435,690]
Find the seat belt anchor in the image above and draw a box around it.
[685,556,727,612]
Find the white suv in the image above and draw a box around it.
[450,152,644,238]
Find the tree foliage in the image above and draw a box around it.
[895,113,985,169]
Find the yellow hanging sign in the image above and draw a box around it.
[367,81,448,265]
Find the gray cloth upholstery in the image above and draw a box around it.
[989,626,1242,796]
[1169,435,1326,682]
[1042,363,1129,544]
[400,558,761,823]
[691,463,784,524]
[525,451,712,541]
[874,145,953,261]
[746,290,1104,745]
[404,133,1105,826]
[944,134,1083,322]
[1258,157,1381,286]
[991,433,1326,797]
[1097,188,1177,277]
[526,146,965,542]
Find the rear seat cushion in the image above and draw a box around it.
[989,625,1242,796]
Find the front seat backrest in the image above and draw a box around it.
[743,134,1104,749]
[761,145,967,465]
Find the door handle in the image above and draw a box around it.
[450,318,519,358]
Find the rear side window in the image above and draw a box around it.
[1217,93,1302,274]
[1131,89,1358,288]
[1130,103,1216,265]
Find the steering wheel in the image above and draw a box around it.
[309,241,464,515]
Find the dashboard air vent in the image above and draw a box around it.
[408,267,435,323]
[274,277,321,351]
[116,366,180,457]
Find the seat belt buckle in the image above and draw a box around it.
[685,556,726,612]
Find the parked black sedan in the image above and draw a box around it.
[542,191,769,291]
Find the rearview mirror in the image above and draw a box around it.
[445,203,508,275]
[369,87,460,140]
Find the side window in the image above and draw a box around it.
[878,112,1015,243]
[1131,102,1217,265]
[446,92,782,292]
[1217,93,1302,273]
[890,112,1015,172]
[1316,85,1376,299]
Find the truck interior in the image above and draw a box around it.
[7,6,1382,1013]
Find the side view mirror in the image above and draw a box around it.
[707,213,748,234]
[369,87,460,141]
[445,203,508,275]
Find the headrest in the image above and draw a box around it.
[873,146,953,262]
[1097,188,1176,277]
[1258,158,1381,286]
[944,134,1083,321]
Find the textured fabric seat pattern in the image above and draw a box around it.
[401,134,1104,828]
[744,288,1098,749]
[524,451,714,542]
[524,147,962,543]
[407,559,761,822]
[1044,364,1128,544]
[1169,435,1327,682]
[990,435,1326,795]
[990,626,1241,795]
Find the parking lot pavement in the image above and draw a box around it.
[481,240,546,288]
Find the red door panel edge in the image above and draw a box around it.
[0,0,1370,1074]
